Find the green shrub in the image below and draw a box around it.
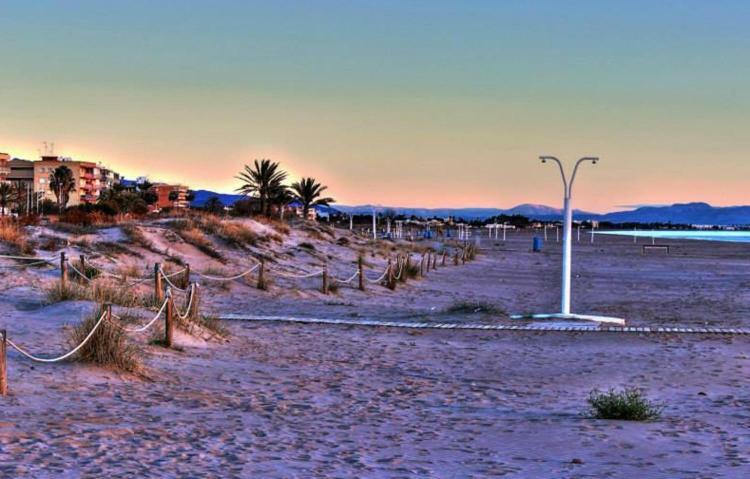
[588,388,663,421]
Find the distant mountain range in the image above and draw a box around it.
[191,190,750,226]
[334,203,595,220]
[593,202,750,226]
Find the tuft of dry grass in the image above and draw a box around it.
[121,224,153,250]
[256,216,290,235]
[47,279,150,308]
[0,220,36,255]
[214,221,259,247]
[68,307,141,374]
[170,219,223,259]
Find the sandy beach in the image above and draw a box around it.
[1,224,749,478]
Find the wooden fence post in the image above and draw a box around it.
[462,248,466,265]
[419,255,424,277]
[257,259,266,290]
[358,255,365,291]
[432,252,437,270]
[165,290,174,348]
[190,283,200,318]
[454,252,459,266]
[183,264,191,289]
[60,252,67,290]
[154,262,163,303]
[79,254,86,278]
[322,265,329,294]
[386,259,395,289]
[0,329,7,396]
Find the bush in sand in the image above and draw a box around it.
[588,388,663,421]
[0,220,35,255]
[47,280,150,308]
[68,307,141,374]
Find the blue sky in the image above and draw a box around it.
[1,1,749,210]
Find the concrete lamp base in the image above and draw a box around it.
[509,312,626,326]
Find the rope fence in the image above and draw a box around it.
[0,283,201,395]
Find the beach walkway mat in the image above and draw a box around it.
[218,315,750,335]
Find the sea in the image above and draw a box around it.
[597,230,750,244]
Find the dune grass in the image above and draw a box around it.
[588,388,663,421]
[47,279,150,308]
[170,220,224,259]
[121,224,153,250]
[68,307,141,374]
[0,220,35,255]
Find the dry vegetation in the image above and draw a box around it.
[47,279,151,308]
[121,224,154,250]
[0,220,36,255]
[170,220,223,259]
[68,307,141,374]
[187,214,261,247]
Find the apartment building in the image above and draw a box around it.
[8,158,34,188]
[0,153,10,182]
[151,183,190,211]
[33,155,108,206]
[99,164,121,191]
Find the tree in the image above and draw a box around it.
[290,177,334,220]
[0,183,15,216]
[235,159,288,217]
[11,182,29,215]
[203,196,224,215]
[49,166,76,211]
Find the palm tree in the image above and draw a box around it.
[290,177,334,220]
[49,165,76,212]
[235,159,288,216]
[0,183,15,216]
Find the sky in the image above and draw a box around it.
[1,0,749,212]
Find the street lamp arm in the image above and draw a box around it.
[539,156,568,198]
[568,157,599,197]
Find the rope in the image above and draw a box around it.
[0,254,57,262]
[364,266,389,283]
[176,284,197,320]
[332,270,359,284]
[117,295,170,333]
[273,268,325,279]
[0,259,55,269]
[392,258,405,280]
[66,260,92,282]
[196,264,260,281]
[7,311,108,363]
[159,267,188,292]
[84,258,155,282]
[161,268,187,279]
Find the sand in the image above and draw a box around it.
[1,225,749,477]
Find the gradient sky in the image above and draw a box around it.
[1,1,748,212]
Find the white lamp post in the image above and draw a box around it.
[511,155,625,325]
